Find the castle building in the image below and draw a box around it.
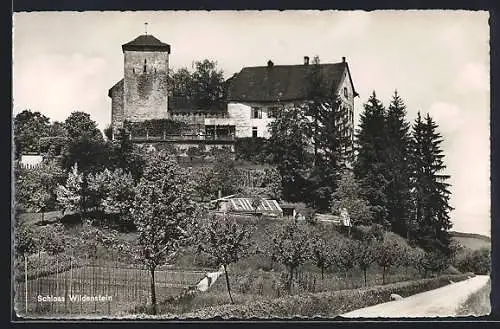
[108,33,358,153]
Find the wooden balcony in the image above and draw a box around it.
[130,133,236,143]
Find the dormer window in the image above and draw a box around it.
[143,59,147,73]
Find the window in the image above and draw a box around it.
[252,107,262,119]
[143,59,147,73]
[343,87,348,98]
[252,127,258,138]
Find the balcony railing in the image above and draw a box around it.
[130,134,235,142]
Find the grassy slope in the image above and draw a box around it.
[450,231,491,251]
[456,278,491,316]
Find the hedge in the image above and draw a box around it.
[177,273,475,319]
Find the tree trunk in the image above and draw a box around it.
[288,267,294,294]
[321,267,324,280]
[41,211,44,224]
[149,267,157,315]
[223,264,234,304]
[364,268,367,286]
[382,266,386,285]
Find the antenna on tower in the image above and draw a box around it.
[144,22,148,35]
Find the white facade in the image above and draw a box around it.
[20,155,43,169]
[227,103,275,138]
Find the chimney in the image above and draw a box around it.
[304,56,310,65]
[342,56,346,63]
[267,60,274,67]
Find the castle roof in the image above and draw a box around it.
[227,61,357,103]
[122,34,171,53]
[108,78,123,97]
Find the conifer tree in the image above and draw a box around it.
[385,91,413,238]
[410,112,453,253]
[304,56,351,210]
[354,92,389,227]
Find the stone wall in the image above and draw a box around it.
[110,81,124,128]
[123,50,169,122]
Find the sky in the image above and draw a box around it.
[12,10,490,236]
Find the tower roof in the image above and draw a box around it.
[122,34,171,53]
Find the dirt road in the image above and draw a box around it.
[342,275,490,318]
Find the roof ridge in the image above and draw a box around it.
[241,62,345,69]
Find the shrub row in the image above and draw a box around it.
[178,273,475,319]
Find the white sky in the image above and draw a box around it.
[12,10,490,236]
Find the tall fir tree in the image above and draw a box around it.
[353,92,389,227]
[410,112,453,253]
[304,56,351,211]
[385,91,413,238]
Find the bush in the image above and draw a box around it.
[234,137,271,163]
[180,273,474,318]
[454,247,490,275]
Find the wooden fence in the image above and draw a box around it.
[14,256,207,317]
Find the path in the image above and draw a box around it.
[342,275,490,318]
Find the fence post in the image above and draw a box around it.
[69,252,73,314]
[134,263,138,299]
[64,264,68,313]
[36,249,40,312]
[55,256,59,313]
[24,254,28,315]
[107,262,111,315]
[93,258,97,313]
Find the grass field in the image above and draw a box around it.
[450,231,491,251]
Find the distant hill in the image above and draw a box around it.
[450,231,491,251]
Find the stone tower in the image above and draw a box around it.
[109,34,171,128]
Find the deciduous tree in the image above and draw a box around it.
[374,234,406,284]
[331,170,372,227]
[56,163,83,215]
[15,159,66,222]
[310,232,333,280]
[62,111,106,174]
[197,213,254,304]
[14,220,37,257]
[87,168,135,220]
[332,238,358,281]
[268,105,314,203]
[353,239,376,286]
[14,110,51,157]
[268,221,311,293]
[131,151,200,314]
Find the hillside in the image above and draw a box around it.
[450,231,491,251]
